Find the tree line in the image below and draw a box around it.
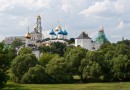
[1,39,130,89]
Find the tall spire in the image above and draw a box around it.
[28,26,29,32]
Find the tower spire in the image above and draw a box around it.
[28,26,29,32]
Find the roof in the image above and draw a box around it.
[30,31,40,34]
[42,40,68,44]
[96,30,108,44]
[58,29,64,34]
[63,30,68,35]
[4,36,26,45]
[55,25,61,32]
[76,32,91,39]
[49,29,56,35]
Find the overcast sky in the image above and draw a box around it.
[0,0,130,42]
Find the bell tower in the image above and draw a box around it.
[37,15,42,33]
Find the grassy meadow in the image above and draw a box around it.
[2,82,130,90]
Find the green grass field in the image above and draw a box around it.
[2,82,130,90]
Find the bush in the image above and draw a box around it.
[21,65,53,84]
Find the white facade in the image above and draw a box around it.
[42,40,68,45]
[29,16,43,45]
[75,39,93,50]
[32,50,42,59]
[30,32,42,44]
[4,36,26,45]
[93,43,101,50]
[63,35,67,39]
[50,35,56,39]
[25,39,30,47]
[58,34,64,39]
[75,32,100,51]
[50,25,68,40]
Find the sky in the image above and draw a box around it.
[0,0,130,43]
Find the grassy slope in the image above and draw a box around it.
[2,82,130,90]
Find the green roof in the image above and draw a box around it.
[96,31,108,44]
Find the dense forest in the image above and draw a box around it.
[1,39,130,89]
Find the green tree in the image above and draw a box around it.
[39,42,67,56]
[0,43,16,89]
[67,38,75,44]
[81,60,102,81]
[98,42,116,81]
[79,51,103,82]
[11,54,37,83]
[11,38,24,48]
[18,47,32,55]
[112,55,130,81]
[115,43,130,58]
[21,65,52,84]
[64,46,88,81]
[46,55,73,83]
[39,53,56,67]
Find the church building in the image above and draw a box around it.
[49,25,68,40]
[75,27,108,51]
[29,15,43,45]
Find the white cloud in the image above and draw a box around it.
[90,31,98,39]
[116,21,125,29]
[0,34,5,41]
[79,0,125,17]
[61,3,71,13]
[0,1,11,11]
[18,17,30,27]
[12,0,51,9]
[0,0,130,43]
[115,20,130,30]
[43,30,50,38]
[79,0,109,16]
[0,0,51,13]
[111,34,121,38]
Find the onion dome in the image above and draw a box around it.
[37,15,41,20]
[63,30,68,35]
[55,25,61,32]
[58,29,64,34]
[25,32,31,39]
[49,29,56,35]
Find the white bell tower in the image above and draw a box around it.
[37,15,42,33]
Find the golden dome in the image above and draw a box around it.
[37,15,41,20]
[25,32,31,39]
[55,25,61,32]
